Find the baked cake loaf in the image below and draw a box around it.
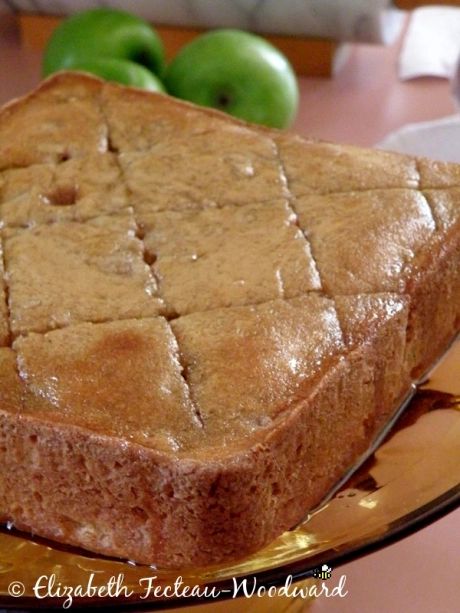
[0,73,458,568]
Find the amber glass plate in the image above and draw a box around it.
[0,340,459,611]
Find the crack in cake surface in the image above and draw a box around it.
[95,106,170,320]
[2,212,164,336]
[273,139,326,293]
[0,234,12,347]
[12,317,205,453]
[0,154,130,229]
[274,151,355,360]
[166,320,205,430]
[140,199,322,316]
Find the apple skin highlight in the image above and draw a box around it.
[43,8,165,79]
[164,29,299,129]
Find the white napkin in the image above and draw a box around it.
[377,114,460,163]
[399,6,460,80]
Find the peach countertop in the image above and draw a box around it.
[0,11,459,613]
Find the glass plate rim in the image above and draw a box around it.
[1,485,458,611]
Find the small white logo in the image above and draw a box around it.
[313,564,332,580]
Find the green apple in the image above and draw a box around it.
[68,58,165,92]
[43,8,165,79]
[164,29,299,129]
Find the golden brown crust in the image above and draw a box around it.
[100,76,249,153]
[171,295,345,449]
[119,127,286,217]
[294,189,435,294]
[418,157,460,189]
[13,318,204,451]
[3,212,163,335]
[143,201,321,315]
[0,154,128,227]
[275,133,420,194]
[401,210,460,376]
[0,73,458,568]
[0,73,108,170]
